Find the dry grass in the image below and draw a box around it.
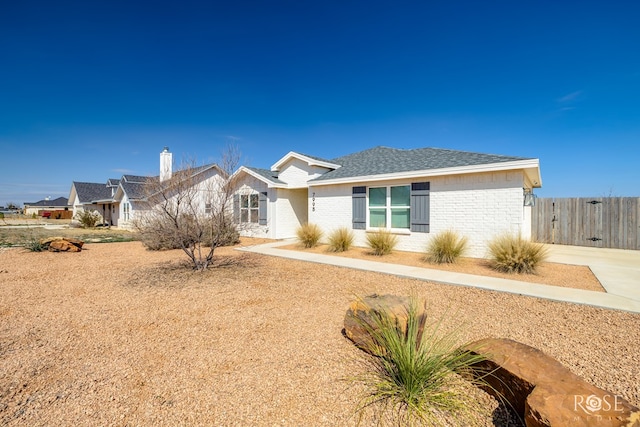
[0,239,637,426]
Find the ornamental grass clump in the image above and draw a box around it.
[327,227,355,253]
[487,234,548,274]
[366,230,398,256]
[426,230,468,264]
[296,223,323,248]
[351,297,490,426]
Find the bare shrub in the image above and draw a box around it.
[74,210,102,228]
[133,145,241,271]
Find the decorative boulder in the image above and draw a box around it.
[462,338,640,427]
[39,237,84,252]
[343,294,426,355]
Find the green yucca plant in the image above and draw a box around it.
[351,297,491,426]
[327,227,355,253]
[296,223,323,248]
[426,230,468,264]
[366,230,398,256]
[487,234,548,274]
[25,238,45,252]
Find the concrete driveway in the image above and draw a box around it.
[544,244,640,303]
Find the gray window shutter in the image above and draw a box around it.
[258,192,268,225]
[410,182,430,233]
[352,186,366,229]
[233,194,240,223]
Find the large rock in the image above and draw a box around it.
[463,338,640,427]
[40,237,84,252]
[343,294,426,355]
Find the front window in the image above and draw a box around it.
[368,185,410,229]
[240,194,259,223]
[123,203,130,221]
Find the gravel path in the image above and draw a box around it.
[1,241,638,426]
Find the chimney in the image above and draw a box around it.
[160,147,172,182]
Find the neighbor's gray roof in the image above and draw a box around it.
[122,175,149,183]
[24,197,69,207]
[72,182,113,203]
[245,167,286,185]
[311,146,532,182]
[120,179,156,200]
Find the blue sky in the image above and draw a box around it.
[1,0,639,206]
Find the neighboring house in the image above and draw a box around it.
[112,174,155,228]
[69,180,120,225]
[69,148,225,228]
[232,146,542,257]
[23,197,71,216]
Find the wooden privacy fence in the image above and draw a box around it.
[532,197,640,250]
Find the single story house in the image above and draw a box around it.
[69,179,120,225]
[232,146,541,257]
[69,148,224,228]
[23,197,71,217]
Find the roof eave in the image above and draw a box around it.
[233,166,288,188]
[270,151,341,172]
[308,159,541,187]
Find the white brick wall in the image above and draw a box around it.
[309,170,528,258]
[274,188,308,238]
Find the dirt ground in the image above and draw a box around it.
[280,243,605,292]
[1,239,638,426]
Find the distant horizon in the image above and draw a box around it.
[3,142,638,208]
[2,1,639,205]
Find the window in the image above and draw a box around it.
[123,203,130,221]
[368,185,410,229]
[204,203,212,214]
[240,194,259,223]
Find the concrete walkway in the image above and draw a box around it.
[237,240,640,314]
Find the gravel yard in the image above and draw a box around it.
[1,240,638,426]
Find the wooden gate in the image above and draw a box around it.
[532,197,640,250]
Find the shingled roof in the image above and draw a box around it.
[120,177,159,200]
[24,197,69,207]
[311,146,533,182]
[244,167,286,185]
[72,182,114,203]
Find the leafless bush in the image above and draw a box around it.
[133,145,242,271]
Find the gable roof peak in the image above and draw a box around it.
[270,151,341,172]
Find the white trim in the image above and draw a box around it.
[270,151,341,172]
[230,166,288,188]
[308,159,541,187]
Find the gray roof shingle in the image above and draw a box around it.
[24,197,69,207]
[72,182,114,203]
[311,146,532,182]
[245,167,286,185]
[121,177,158,200]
